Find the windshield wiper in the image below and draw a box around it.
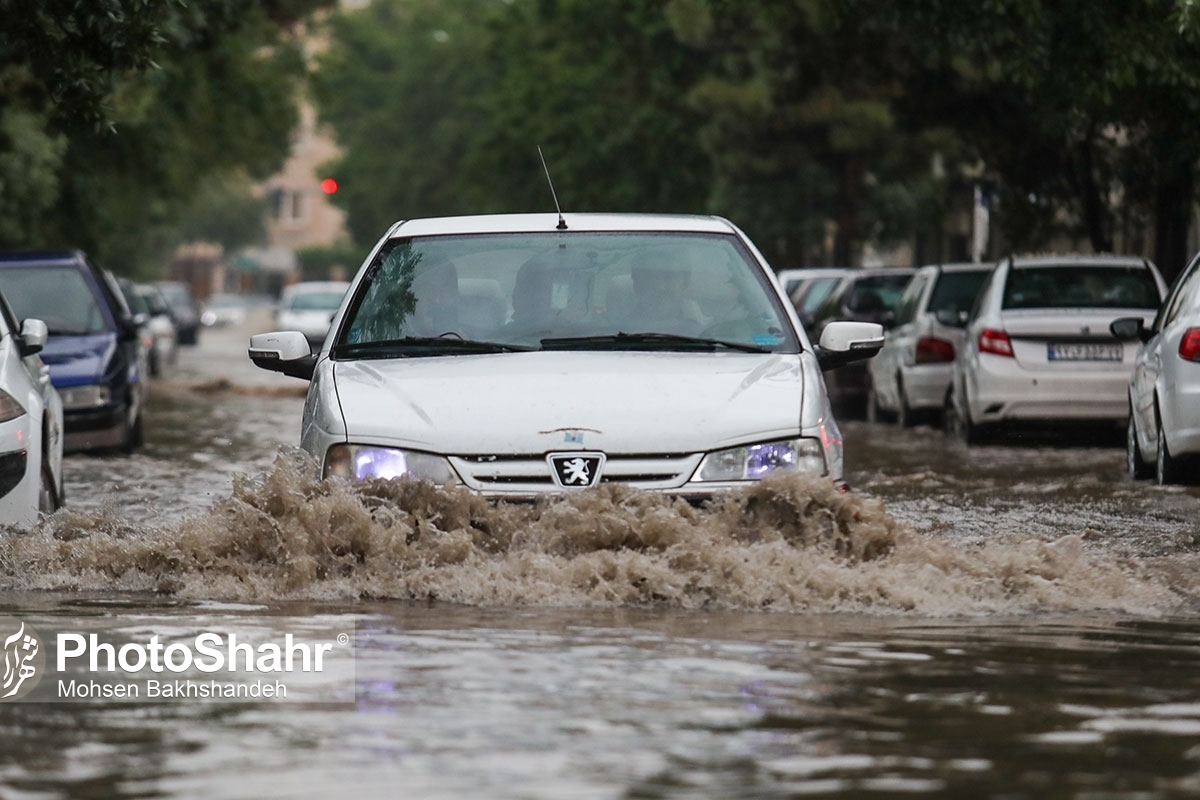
[539,332,770,353]
[333,336,535,358]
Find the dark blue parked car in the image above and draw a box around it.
[0,251,146,453]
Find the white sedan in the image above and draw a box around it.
[947,254,1167,444]
[1113,250,1200,484]
[249,213,883,496]
[275,281,351,347]
[0,296,64,528]
[867,261,991,426]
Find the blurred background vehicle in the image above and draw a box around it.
[808,267,917,416]
[867,262,992,427]
[155,280,202,345]
[275,281,351,347]
[109,274,154,398]
[135,283,178,377]
[1114,249,1200,484]
[785,267,851,332]
[0,251,146,454]
[200,293,250,328]
[0,290,64,526]
[947,254,1167,445]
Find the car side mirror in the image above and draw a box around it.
[249,331,316,380]
[815,321,885,371]
[1109,316,1151,343]
[132,312,150,327]
[935,309,969,328]
[19,318,47,357]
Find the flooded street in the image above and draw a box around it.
[5,310,1200,798]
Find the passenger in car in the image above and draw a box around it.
[617,250,707,335]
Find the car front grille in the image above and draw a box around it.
[449,453,702,493]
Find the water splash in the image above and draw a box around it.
[0,454,1188,614]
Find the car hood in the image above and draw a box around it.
[39,333,115,387]
[331,352,806,453]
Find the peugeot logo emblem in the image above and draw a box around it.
[547,452,605,488]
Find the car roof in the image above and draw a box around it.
[1007,253,1153,268]
[0,250,85,267]
[919,261,992,273]
[385,213,741,237]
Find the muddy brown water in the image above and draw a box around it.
[4,313,1200,798]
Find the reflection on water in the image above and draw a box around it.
[5,315,1200,797]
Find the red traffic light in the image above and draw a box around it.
[320,178,339,195]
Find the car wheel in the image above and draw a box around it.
[896,376,914,428]
[38,463,60,515]
[121,407,144,454]
[1156,420,1180,485]
[865,379,881,424]
[1127,411,1152,480]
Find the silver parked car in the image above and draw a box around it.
[867,262,992,426]
[0,291,64,526]
[1112,250,1200,483]
[249,213,884,496]
[275,281,351,347]
[947,254,1167,444]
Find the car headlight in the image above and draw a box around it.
[692,438,826,481]
[324,444,460,485]
[59,385,111,410]
[0,390,26,423]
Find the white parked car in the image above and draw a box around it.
[867,262,992,426]
[1112,250,1200,484]
[0,293,64,527]
[249,213,884,496]
[275,281,351,347]
[947,254,1167,444]
[136,283,179,376]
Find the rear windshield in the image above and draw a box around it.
[1003,265,1160,310]
[929,270,990,314]
[0,266,111,334]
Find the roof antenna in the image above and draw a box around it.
[537,145,567,230]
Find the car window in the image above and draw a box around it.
[891,273,929,326]
[1156,254,1200,331]
[927,269,990,315]
[337,231,799,352]
[0,266,111,334]
[1002,264,1160,310]
[139,287,171,316]
[792,277,841,316]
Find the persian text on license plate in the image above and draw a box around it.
[1047,342,1123,361]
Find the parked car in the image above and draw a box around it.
[155,280,201,345]
[867,262,992,426]
[275,281,352,347]
[136,283,178,376]
[249,213,884,496]
[0,291,64,526]
[201,293,250,328]
[946,253,1167,444]
[108,274,153,397]
[808,267,916,415]
[785,267,851,332]
[0,251,147,453]
[1111,250,1200,484]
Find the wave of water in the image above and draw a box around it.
[2,455,1191,615]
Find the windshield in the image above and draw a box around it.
[1003,264,1160,310]
[335,232,799,356]
[928,269,990,314]
[0,266,110,335]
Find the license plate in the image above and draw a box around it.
[1047,342,1123,361]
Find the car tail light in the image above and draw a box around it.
[978,328,1014,357]
[914,336,955,363]
[1180,327,1200,362]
